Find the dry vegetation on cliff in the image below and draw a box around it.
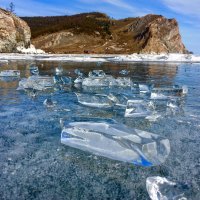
[22,12,187,54]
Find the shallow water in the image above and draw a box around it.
[0,60,200,200]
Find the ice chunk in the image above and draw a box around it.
[0,70,20,77]
[125,100,155,117]
[43,98,55,108]
[61,120,170,166]
[166,100,184,116]
[74,76,83,84]
[146,176,188,200]
[151,85,188,99]
[88,70,106,78]
[30,65,39,75]
[110,77,132,87]
[119,69,130,75]
[74,69,83,77]
[76,93,114,108]
[53,75,72,86]
[18,75,54,91]
[55,66,63,75]
[150,92,168,100]
[139,84,153,93]
[82,77,110,87]
[107,93,128,108]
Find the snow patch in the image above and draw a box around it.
[17,44,45,54]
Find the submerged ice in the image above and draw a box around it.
[61,120,170,166]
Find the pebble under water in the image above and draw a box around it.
[0,61,200,200]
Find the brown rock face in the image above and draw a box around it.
[23,13,188,54]
[132,15,187,53]
[0,8,31,53]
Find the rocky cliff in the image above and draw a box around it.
[0,8,31,53]
[22,13,188,54]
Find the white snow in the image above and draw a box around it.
[16,44,45,54]
[108,53,200,63]
[0,52,200,63]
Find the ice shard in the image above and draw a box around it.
[18,76,54,91]
[55,66,63,75]
[88,70,106,78]
[125,100,155,117]
[74,76,83,84]
[30,65,39,75]
[119,69,130,75]
[110,77,132,87]
[146,176,188,200]
[139,84,153,93]
[151,85,188,100]
[76,93,114,108]
[61,120,170,166]
[53,75,72,86]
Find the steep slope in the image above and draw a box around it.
[23,13,188,54]
[0,8,31,53]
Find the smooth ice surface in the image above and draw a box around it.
[0,61,199,200]
[76,93,114,108]
[125,100,154,117]
[146,176,188,200]
[61,120,170,166]
[0,70,20,77]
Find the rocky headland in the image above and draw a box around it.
[0,9,188,54]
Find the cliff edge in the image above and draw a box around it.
[0,8,31,53]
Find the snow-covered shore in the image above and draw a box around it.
[0,53,200,63]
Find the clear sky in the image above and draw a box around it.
[1,0,200,54]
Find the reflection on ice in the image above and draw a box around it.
[146,176,188,200]
[61,120,170,166]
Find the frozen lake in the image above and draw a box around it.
[0,60,200,199]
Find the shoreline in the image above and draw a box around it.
[0,53,200,63]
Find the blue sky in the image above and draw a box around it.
[1,0,200,53]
